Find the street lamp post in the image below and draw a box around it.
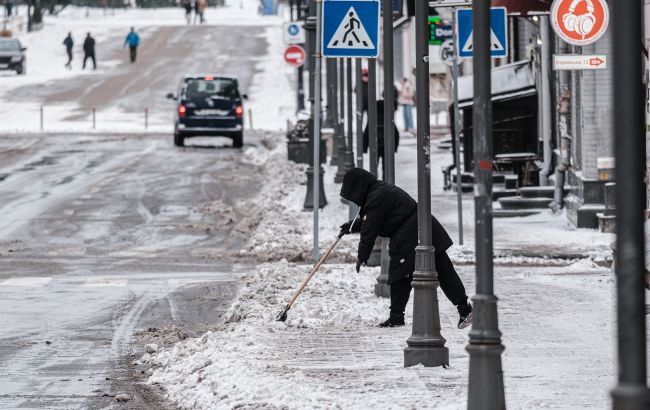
[403,0,448,368]
[466,2,506,408]
[368,57,384,273]
[377,0,396,298]
[328,58,339,165]
[611,1,650,408]
[335,59,348,183]
[296,0,305,111]
[302,0,326,211]
[355,59,363,170]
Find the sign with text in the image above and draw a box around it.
[553,54,607,70]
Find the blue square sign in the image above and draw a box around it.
[456,7,508,59]
[322,0,380,58]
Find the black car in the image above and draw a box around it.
[0,38,26,75]
[167,75,247,148]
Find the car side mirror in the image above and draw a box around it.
[20,47,27,52]
[242,94,249,100]
[166,93,176,100]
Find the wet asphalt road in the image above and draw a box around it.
[0,23,270,409]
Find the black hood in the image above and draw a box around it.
[340,168,377,207]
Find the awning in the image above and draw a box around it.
[457,60,536,108]
[491,0,552,16]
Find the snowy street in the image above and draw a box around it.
[0,1,648,409]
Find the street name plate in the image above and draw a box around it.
[553,54,607,70]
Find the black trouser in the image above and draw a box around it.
[129,46,137,63]
[65,48,73,67]
[83,52,96,69]
[389,250,468,316]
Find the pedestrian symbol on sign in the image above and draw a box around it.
[327,7,373,49]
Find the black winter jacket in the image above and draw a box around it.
[340,168,453,284]
[83,36,95,54]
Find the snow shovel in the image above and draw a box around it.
[275,210,360,322]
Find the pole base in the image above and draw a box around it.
[404,345,449,368]
[466,342,506,410]
[303,166,327,210]
[374,282,390,298]
[366,242,382,267]
[611,384,650,410]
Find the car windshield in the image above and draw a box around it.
[184,78,238,99]
[0,40,21,52]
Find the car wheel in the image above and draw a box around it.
[232,131,243,148]
[174,132,185,147]
[16,65,24,75]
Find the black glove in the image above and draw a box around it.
[355,259,363,273]
[339,219,362,236]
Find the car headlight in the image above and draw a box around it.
[10,56,21,63]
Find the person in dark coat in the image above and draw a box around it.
[82,32,96,70]
[363,100,400,180]
[339,168,472,328]
[63,32,73,69]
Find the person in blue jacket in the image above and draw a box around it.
[124,27,140,63]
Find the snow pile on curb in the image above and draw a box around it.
[141,261,390,409]
[232,137,357,262]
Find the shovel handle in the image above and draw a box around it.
[286,236,341,309]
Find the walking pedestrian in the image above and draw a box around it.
[62,32,73,69]
[124,27,140,63]
[82,32,96,70]
[197,0,207,24]
[398,77,416,134]
[5,0,14,18]
[362,100,399,180]
[339,168,473,329]
[182,0,193,24]
[193,0,201,24]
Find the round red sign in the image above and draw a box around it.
[284,45,306,68]
[551,0,609,46]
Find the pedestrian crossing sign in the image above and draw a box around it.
[456,7,508,59]
[322,0,380,58]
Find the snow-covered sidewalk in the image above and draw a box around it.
[141,260,616,409]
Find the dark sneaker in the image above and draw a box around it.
[457,303,472,329]
[379,314,405,328]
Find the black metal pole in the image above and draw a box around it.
[611,1,650,408]
[296,1,305,112]
[466,2,506,408]
[382,0,395,184]
[368,58,385,274]
[368,59,378,176]
[335,58,347,183]
[404,0,448,368]
[355,59,363,169]
[302,0,326,210]
[328,58,339,165]
[345,58,355,171]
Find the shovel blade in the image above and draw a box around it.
[276,307,289,322]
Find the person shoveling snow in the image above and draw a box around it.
[339,168,473,329]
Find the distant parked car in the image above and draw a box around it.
[0,38,26,75]
[167,75,247,148]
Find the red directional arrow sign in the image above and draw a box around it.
[284,45,306,68]
[589,57,604,67]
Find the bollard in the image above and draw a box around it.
[39,105,43,132]
[92,107,96,130]
[144,108,149,130]
[248,108,253,130]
